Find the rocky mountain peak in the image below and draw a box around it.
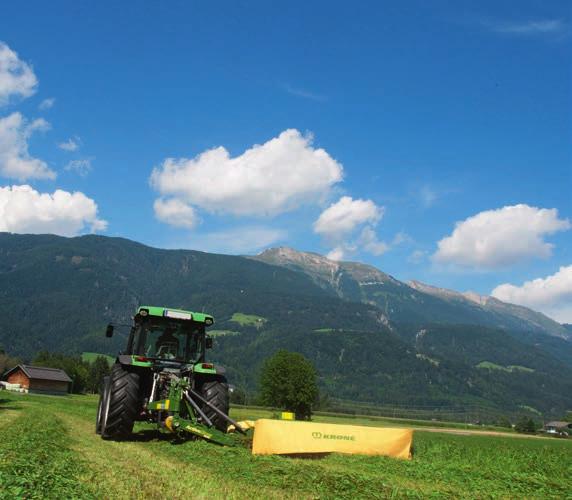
[462,291,490,306]
[409,281,493,306]
[257,246,340,271]
[255,248,569,340]
[408,280,465,300]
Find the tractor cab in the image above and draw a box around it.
[131,320,200,361]
[121,306,214,364]
[131,319,202,363]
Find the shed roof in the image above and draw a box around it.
[4,364,72,383]
[545,421,571,428]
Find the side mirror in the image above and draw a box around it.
[205,336,213,349]
[105,324,114,338]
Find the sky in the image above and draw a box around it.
[0,1,571,322]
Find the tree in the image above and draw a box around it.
[497,416,512,429]
[259,350,319,420]
[515,417,540,434]
[87,356,111,394]
[229,386,247,405]
[0,346,19,376]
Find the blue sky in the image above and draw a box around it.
[0,1,571,321]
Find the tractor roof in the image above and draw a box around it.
[137,306,214,325]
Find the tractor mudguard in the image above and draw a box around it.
[117,354,153,368]
[194,362,226,376]
[117,354,133,366]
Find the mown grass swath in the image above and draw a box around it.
[1,392,570,498]
[0,401,93,498]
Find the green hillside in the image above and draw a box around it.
[0,233,380,356]
[81,352,114,364]
[1,232,572,417]
[213,324,572,416]
[230,312,267,326]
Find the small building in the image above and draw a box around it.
[544,421,572,435]
[3,364,72,395]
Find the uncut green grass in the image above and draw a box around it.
[0,392,570,499]
[231,405,514,432]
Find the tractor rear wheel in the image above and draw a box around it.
[95,376,110,435]
[102,364,140,440]
[200,379,229,432]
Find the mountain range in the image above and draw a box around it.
[1,233,571,418]
[253,247,570,340]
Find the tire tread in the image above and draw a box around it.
[200,379,229,432]
[102,364,140,439]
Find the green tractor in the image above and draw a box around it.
[96,306,245,444]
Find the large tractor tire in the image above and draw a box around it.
[101,364,140,440]
[95,376,110,435]
[200,379,230,432]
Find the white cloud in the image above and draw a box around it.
[0,112,55,180]
[486,19,566,36]
[0,42,37,106]
[154,198,198,229]
[359,226,389,256]
[189,226,286,254]
[58,137,80,151]
[492,266,572,323]
[314,196,389,259]
[0,184,107,236]
[326,247,345,261]
[392,231,412,246]
[150,129,343,218]
[433,204,570,269]
[64,158,92,177]
[314,196,383,238]
[39,97,55,110]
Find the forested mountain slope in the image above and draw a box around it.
[1,233,571,417]
[0,233,382,356]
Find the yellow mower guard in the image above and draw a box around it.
[250,419,413,459]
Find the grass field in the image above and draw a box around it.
[81,352,115,364]
[229,312,267,327]
[476,361,535,373]
[233,405,516,433]
[208,330,240,337]
[0,392,570,499]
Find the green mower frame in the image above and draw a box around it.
[96,306,246,445]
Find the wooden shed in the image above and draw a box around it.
[3,365,72,394]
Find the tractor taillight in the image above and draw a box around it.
[136,356,149,362]
[201,363,214,369]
